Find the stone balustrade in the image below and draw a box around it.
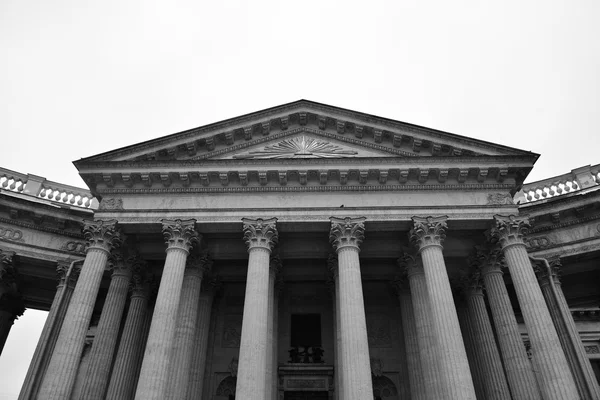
[515,163,600,204]
[0,167,97,209]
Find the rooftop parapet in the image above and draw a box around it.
[0,167,98,209]
[514,163,600,204]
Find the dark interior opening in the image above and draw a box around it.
[290,314,321,347]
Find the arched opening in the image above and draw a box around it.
[372,375,399,399]
[215,376,237,399]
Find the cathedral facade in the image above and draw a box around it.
[1,100,599,400]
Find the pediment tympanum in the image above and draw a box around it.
[73,100,538,195]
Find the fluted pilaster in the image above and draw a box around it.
[491,215,579,400]
[236,217,278,400]
[19,260,80,400]
[78,251,136,400]
[463,271,511,400]
[330,216,373,400]
[534,257,600,400]
[185,278,220,400]
[39,220,122,400]
[393,266,427,400]
[402,251,446,400]
[409,216,476,400]
[478,246,541,400]
[166,252,212,400]
[106,271,150,400]
[135,219,199,400]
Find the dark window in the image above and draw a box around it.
[290,314,321,347]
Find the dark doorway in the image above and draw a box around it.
[291,314,321,347]
[284,391,328,400]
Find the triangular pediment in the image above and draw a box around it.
[76,100,536,166]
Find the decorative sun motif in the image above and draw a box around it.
[233,136,358,159]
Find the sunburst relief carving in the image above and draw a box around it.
[233,136,358,159]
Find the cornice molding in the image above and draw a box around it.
[0,216,84,239]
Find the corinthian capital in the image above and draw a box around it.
[0,250,15,280]
[186,251,213,278]
[397,250,423,278]
[490,215,530,249]
[162,219,199,253]
[327,254,339,278]
[56,259,81,288]
[532,256,562,286]
[83,220,123,254]
[329,216,366,252]
[470,245,505,276]
[409,216,448,252]
[108,251,134,278]
[242,218,278,251]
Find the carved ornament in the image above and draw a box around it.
[98,198,124,210]
[397,250,422,278]
[185,251,212,278]
[61,241,86,255]
[472,245,505,276]
[487,193,514,205]
[490,215,530,250]
[161,218,199,253]
[409,216,448,252]
[108,250,134,278]
[83,220,123,254]
[233,136,358,159]
[329,216,366,251]
[242,217,278,251]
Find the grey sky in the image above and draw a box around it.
[1,1,599,398]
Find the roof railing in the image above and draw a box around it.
[0,167,97,209]
[515,164,600,204]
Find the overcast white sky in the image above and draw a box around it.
[1,0,599,398]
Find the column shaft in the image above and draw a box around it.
[398,290,427,400]
[135,247,189,400]
[265,267,275,400]
[420,245,476,399]
[502,244,579,399]
[408,269,446,400]
[335,271,344,400]
[38,247,112,400]
[105,286,149,400]
[337,246,373,400]
[538,265,600,400]
[482,268,541,399]
[166,261,207,400]
[78,267,132,400]
[466,290,512,399]
[185,290,215,399]
[457,303,487,400]
[236,246,271,398]
[18,267,76,400]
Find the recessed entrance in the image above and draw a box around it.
[284,391,329,400]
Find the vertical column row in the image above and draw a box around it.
[135,218,200,400]
[236,217,278,400]
[409,216,477,400]
[39,220,122,400]
[491,215,579,400]
[329,216,373,400]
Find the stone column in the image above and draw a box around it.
[463,272,512,400]
[236,217,278,400]
[409,216,476,400]
[135,219,200,400]
[266,255,281,400]
[534,256,600,400]
[166,252,212,400]
[19,260,80,400]
[456,298,486,400]
[273,277,282,400]
[329,216,373,400]
[78,251,137,400]
[105,270,150,400]
[327,256,343,400]
[393,271,427,400]
[401,251,446,400]
[477,246,542,400]
[38,220,122,400]
[491,215,579,400]
[185,277,220,400]
[0,292,25,354]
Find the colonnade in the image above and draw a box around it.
[10,215,599,399]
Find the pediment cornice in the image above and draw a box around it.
[75,100,537,165]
